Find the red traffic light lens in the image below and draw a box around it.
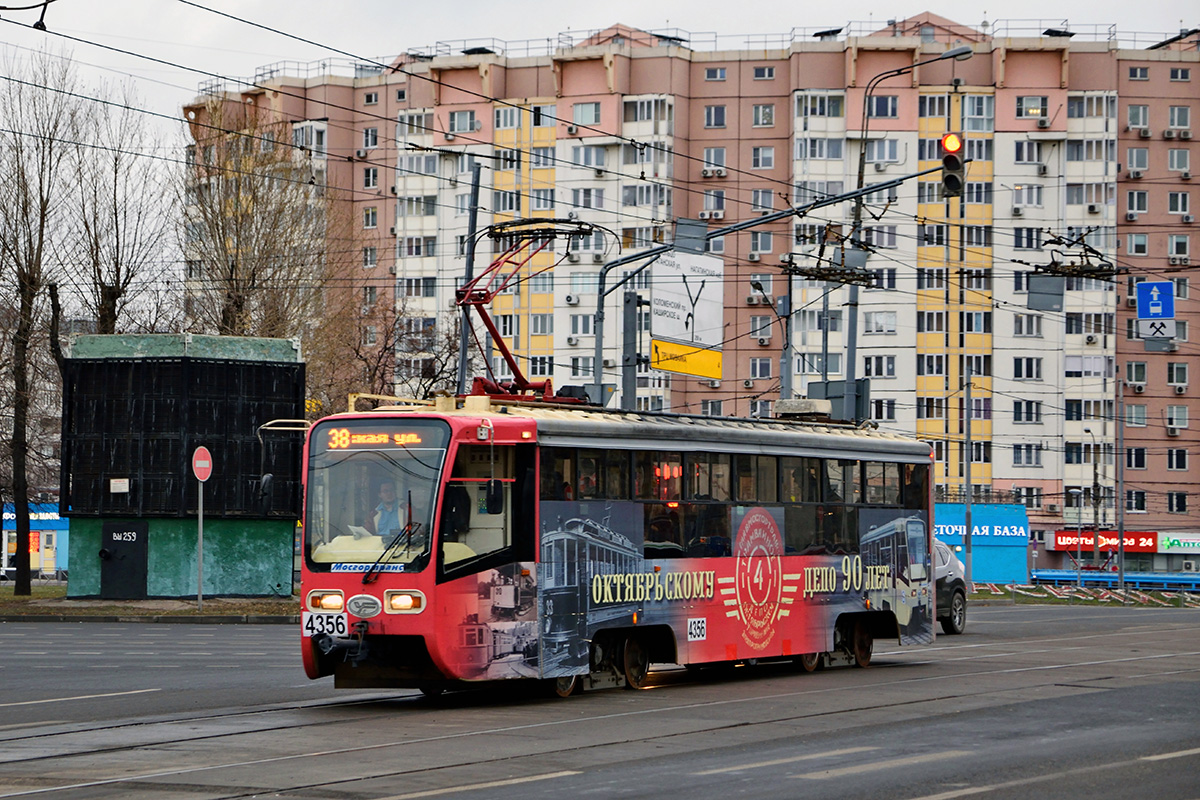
[941,132,964,154]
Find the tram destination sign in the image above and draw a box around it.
[650,250,724,380]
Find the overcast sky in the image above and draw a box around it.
[0,1,1194,121]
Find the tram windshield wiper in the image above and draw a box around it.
[362,521,422,584]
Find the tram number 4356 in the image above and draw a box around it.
[302,612,348,638]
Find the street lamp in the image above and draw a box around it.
[844,44,974,424]
[1069,487,1084,588]
[1084,426,1100,566]
[750,279,791,401]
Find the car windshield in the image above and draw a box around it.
[304,419,450,572]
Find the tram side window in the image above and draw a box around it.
[830,460,861,504]
[734,454,777,503]
[442,444,513,566]
[902,463,929,510]
[578,448,629,500]
[635,451,682,501]
[781,456,827,502]
[540,447,574,500]
[644,503,685,558]
[863,461,901,505]
[687,452,730,501]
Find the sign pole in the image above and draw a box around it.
[192,447,213,612]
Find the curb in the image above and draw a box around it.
[0,615,299,624]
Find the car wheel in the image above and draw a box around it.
[941,590,966,635]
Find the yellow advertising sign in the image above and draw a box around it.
[651,338,723,380]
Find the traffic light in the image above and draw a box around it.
[940,132,965,197]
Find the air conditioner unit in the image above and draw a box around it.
[1182,130,1193,140]
[1164,129,1177,139]
[566,335,579,346]
[1168,341,1180,351]
[592,253,604,263]
[602,358,616,368]
[1133,383,1145,393]
[567,210,580,220]
[1087,203,1101,214]
[1169,256,1181,265]
[566,124,578,134]
[1183,172,1193,180]
[711,210,724,220]
[389,186,398,195]
[567,253,580,263]
[1046,503,1061,513]
[698,211,711,220]
[1184,214,1196,224]
[389,226,397,235]
[748,253,761,262]
[356,149,369,159]
[873,162,887,172]
[1139,128,1152,138]
[746,295,759,305]
[701,168,713,178]
[1037,163,1049,176]
[1037,117,1050,129]
[1175,384,1188,394]
[1167,426,1180,436]
[1085,334,1098,345]
[1126,212,1139,222]
[388,265,397,275]
[564,293,579,305]
[1012,206,1024,216]
[444,132,455,141]
[742,379,754,389]
[757,337,771,346]
[1126,297,1137,307]
[706,379,721,389]
[1129,170,1144,179]
[1184,560,1198,572]
[713,167,727,177]
[360,306,371,315]
[594,168,605,177]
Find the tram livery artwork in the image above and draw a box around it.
[300,398,934,694]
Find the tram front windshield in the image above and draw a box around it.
[305,419,450,572]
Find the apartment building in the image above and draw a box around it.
[184,15,1198,567]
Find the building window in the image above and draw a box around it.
[1127,105,1149,129]
[1013,184,1044,208]
[532,104,556,127]
[363,91,378,105]
[1127,147,1149,171]
[750,358,772,379]
[917,354,945,376]
[1128,190,1149,214]
[917,397,946,419]
[494,107,520,129]
[448,110,476,133]
[1169,192,1191,215]
[864,139,899,163]
[867,96,898,118]
[530,314,553,336]
[751,147,775,169]
[1169,235,1190,257]
[702,147,726,168]
[1013,444,1043,467]
[1168,405,1189,429]
[363,167,378,188]
[1168,449,1189,471]
[1129,66,1149,80]
[752,104,775,127]
[1014,357,1042,380]
[701,400,723,416]
[363,207,377,229]
[573,102,601,125]
[1169,106,1191,129]
[572,188,605,209]
[796,93,844,118]
[919,95,948,118]
[362,247,377,269]
[753,66,775,80]
[529,356,553,377]
[531,189,555,211]
[1126,447,1147,470]
[863,311,896,333]
[1013,400,1042,423]
[1125,491,1146,512]
[863,355,896,377]
[362,127,378,149]
[1127,234,1148,256]
[704,105,726,128]
[1171,68,1191,82]
[1014,228,1043,250]
[1016,96,1048,118]
[1013,313,1043,338]
[396,88,406,102]
[963,95,994,132]
[705,67,726,81]
[749,230,772,253]
[1170,149,1191,172]
[1169,493,1189,513]
[871,399,896,421]
[750,189,774,213]
[1168,362,1189,386]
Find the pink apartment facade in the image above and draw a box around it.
[184,16,1199,570]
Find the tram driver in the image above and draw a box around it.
[370,480,403,536]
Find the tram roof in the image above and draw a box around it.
[405,399,932,462]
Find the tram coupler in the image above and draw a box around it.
[314,621,372,665]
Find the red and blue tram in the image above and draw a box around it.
[300,396,934,695]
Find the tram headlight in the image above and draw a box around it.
[385,590,426,613]
[309,590,344,611]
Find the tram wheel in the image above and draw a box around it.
[622,636,650,690]
[797,652,822,673]
[551,675,581,698]
[852,620,873,668]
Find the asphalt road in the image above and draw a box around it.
[1,604,1198,799]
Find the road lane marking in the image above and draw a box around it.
[374,771,581,800]
[796,750,972,780]
[0,689,160,708]
[696,746,877,775]
[1141,746,1200,761]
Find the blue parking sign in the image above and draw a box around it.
[1136,281,1175,319]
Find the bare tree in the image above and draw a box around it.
[62,81,174,334]
[0,51,79,594]
[181,96,348,339]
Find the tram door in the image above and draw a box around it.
[99,521,149,599]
